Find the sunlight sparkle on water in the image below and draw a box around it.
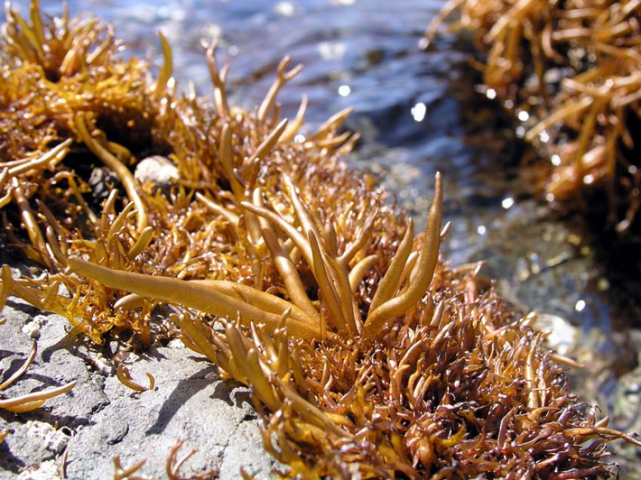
[583,174,595,185]
[411,102,426,122]
[502,197,515,209]
[319,42,346,60]
[338,85,351,97]
[275,2,295,16]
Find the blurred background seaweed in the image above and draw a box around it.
[1,0,641,477]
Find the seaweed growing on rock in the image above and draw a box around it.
[1,2,640,478]
[425,0,641,232]
[0,341,75,413]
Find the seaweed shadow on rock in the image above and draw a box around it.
[0,439,27,473]
[146,364,219,436]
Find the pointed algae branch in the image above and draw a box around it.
[68,258,321,340]
[363,172,442,340]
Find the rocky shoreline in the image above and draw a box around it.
[0,300,276,480]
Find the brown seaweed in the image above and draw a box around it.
[1,2,640,479]
[425,0,641,232]
[0,341,75,413]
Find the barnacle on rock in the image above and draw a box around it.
[1,2,640,479]
[425,0,641,232]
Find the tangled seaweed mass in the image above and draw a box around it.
[1,1,640,479]
[426,0,641,233]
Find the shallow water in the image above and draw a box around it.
[31,0,641,476]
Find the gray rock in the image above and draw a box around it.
[134,156,179,189]
[0,303,277,480]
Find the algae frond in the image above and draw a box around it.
[0,2,639,478]
[426,0,641,232]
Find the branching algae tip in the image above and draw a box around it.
[425,0,641,233]
[0,1,640,479]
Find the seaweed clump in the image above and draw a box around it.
[1,2,640,478]
[426,0,641,232]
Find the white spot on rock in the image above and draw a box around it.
[134,156,179,187]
